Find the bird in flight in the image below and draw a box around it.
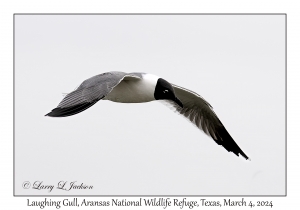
[46,71,249,160]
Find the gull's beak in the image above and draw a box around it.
[174,97,183,108]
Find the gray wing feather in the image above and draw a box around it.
[167,84,249,160]
[46,72,142,117]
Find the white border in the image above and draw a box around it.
[1,0,297,209]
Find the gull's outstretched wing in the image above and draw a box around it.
[45,72,142,117]
[167,84,249,160]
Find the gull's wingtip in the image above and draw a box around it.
[240,154,250,161]
[45,111,54,117]
[44,108,66,117]
[238,151,249,161]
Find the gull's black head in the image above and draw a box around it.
[154,78,183,108]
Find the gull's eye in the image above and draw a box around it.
[163,90,169,93]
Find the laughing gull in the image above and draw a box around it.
[46,71,249,160]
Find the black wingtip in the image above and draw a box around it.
[230,144,249,160]
[45,100,99,118]
[238,150,249,160]
[45,108,62,117]
[214,125,249,160]
[227,147,249,161]
[235,151,249,160]
[232,142,249,160]
[226,143,249,160]
[45,112,52,117]
[45,110,59,117]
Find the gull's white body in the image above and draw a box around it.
[104,74,159,103]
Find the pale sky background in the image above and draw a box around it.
[15,14,285,196]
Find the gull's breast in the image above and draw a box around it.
[104,79,155,103]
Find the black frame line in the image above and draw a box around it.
[13,13,287,197]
